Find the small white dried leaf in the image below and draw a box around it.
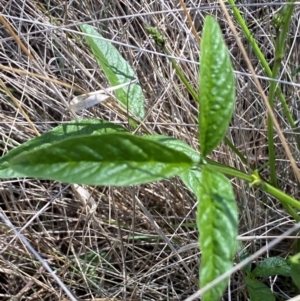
[70,93,110,111]
[69,79,137,112]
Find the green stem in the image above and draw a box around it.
[146,24,300,221]
[205,160,300,219]
[263,182,300,221]
[223,137,256,170]
[206,159,252,182]
[268,2,296,186]
[228,0,300,149]
[267,58,280,186]
[161,45,199,102]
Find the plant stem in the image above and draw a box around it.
[206,160,300,218]
[206,159,252,182]
[228,0,300,150]
[161,45,199,101]
[263,182,300,221]
[146,24,300,221]
[268,2,296,186]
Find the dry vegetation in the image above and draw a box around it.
[0,0,300,300]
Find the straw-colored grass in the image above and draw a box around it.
[0,1,299,300]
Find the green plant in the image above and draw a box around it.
[1,11,300,301]
[238,244,295,301]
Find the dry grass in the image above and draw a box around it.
[0,1,300,300]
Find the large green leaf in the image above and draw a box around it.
[8,133,193,186]
[198,166,238,301]
[0,119,127,179]
[136,135,203,194]
[80,24,145,122]
[143,135,203,194]
[143,135,200,163]
[245,276,275,301]
[199,16,235,157]
[251,257,291,277]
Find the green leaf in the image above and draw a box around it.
[143,135,200,163]
[245,276,275,301]
[290,253,300,289]
[80,24,145,123]
[199,16,235,157]
[8,133,194,186]
[237,242,252,275]
[251,257,291,277]
[180,167,202,197]
[0,119,127,179]
[198,167,238,301]
[143,135,203,195]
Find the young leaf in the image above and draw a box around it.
[180,167,202,197]
[0,119,127,179]
[198,166,238,301]
[245,276,275,301]
[80,24,145,122]
[251,256,291,278]
[145,26,166,47]
[8,134,194,186]
[199,16,235,157]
